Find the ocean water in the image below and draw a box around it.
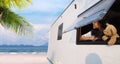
[0,45,48,53]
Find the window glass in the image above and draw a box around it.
[58,23,63,40]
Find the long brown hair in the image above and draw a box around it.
[93,21,103,32]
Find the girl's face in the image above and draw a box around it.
[93,22,100,29]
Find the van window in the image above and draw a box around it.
[77,0,120,45]
[57,23,63,40]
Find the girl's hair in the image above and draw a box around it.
[93,21,103,32]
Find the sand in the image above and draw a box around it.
[0,53,49,64]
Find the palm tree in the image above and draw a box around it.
[0,0,33,36]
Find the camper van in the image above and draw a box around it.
[47,0,120,64]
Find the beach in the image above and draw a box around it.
[0,53,49,64]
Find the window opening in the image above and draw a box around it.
[57,23,63,40]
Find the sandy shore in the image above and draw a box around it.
[0,53,49,64]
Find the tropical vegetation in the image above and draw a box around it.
[0,0,33,36]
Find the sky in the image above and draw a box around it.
[0,0,72,46]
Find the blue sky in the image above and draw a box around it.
[0,0,72,46]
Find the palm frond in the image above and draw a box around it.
[0,8,33,36]
[0,0,32,9]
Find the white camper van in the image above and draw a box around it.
[47,0,120,64]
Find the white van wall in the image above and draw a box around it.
[47,0,103,63]
[47,0,119,64]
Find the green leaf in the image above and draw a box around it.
[1,7,33,36]
[0,0,32,9]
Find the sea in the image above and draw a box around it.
[0,45,48,53]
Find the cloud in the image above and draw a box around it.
[0,24,49,46]
[33,24,50,32]
[0,25,18,42]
